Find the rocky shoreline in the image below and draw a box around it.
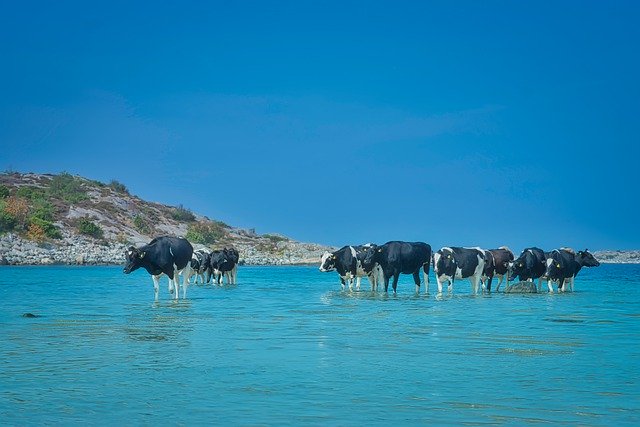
[1,232,638,266]
[0,233,328,266]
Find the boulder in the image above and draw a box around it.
[504,281,538,293]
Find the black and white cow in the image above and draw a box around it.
[319,244,382,291]
[480,246,515,292]
[189,248,211,284]
[123,236,193,300]
[433,247,486,294]
[509,247,547,290]
[544,248,600,292]
[361,241,431,293]
[209,247,239,285]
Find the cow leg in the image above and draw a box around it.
[436,276,443,293]
[392,273,400,293]
[422,265,429,294]
[548,278,555,293]
[470,275,478,294]
[495,275,504,292]
[152,275,160,301]
[383,274,390,293]
[448,278,454,293]
[569,276,575,292]
[413,270,420,293]
[355,276,362,291]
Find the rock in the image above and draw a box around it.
[0,255,7,265]
[22,313,39,318]
[504,281,538,293]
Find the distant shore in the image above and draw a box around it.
[0,233,637,266]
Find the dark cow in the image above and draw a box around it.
[361,241,431,293]
[319,244,382,291]
[189,248,211,284]
[480,246,515,292]
[544,248,600,292]
[509,247,547,290]
[209,247,239,285]
[433,247,486,294]
[123,236,194,300]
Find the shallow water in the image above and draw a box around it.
[1,264,639,425]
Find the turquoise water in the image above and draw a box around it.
[1,265,639,425]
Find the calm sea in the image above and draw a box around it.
[1,264,639,425]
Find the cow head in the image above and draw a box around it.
[577,249,600,267]
[510,256,528,281]
[544,255,563,280]
[434,248,457,277]
[361,244,381,271]
[124,246,145,274]
[319,251,336,272]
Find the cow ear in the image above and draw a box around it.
[139,251,146,259]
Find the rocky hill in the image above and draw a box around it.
[0,172,333,265]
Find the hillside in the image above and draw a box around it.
[0,172,332,265]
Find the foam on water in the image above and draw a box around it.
[1,264,639,425]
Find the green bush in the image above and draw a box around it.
[0,185,9,199]
[28,217,62,239]
[133,214,151,234]
[264,234,289,243]
[185,221,226,245]
[30,199,55,222]
[16,186,47,200]
[108,180,129,194]
[171,204,196,222]
[77,217,104,239]
[0,209,17,232]
[48,172,87,204]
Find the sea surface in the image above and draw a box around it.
[1,264,639,426]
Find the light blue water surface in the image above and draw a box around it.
[1,264,639,426]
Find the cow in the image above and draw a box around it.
[361,241,431,293]
[544,248,600,292]
[480,246,515,292]
[319,244,382,291]
[209,247,239,285]
[509,247,547,291]
[123,236,193,300]
[433,247,486,294]
[189,248,211,284]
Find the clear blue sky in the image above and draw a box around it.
[1,1,638,250]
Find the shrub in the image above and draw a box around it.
[0,185,9,199]
[185,221,227,245]
[264,234,289,243]
[48,172,87,203]
[0,209,17,232]
[30,199,55,222]
[77,217,104,239]
[171,204,196,222]
[133,214,151,234]
[16,186,47,200]
[3,196,29,225]
[29,217,62,240]
[108,180,129,194]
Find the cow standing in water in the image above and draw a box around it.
[319,244,382,291]
[433,247,486,294]
[509,247,547,291]
[480,247,515,292]
[361,241,431,293]
[123,236,193,300]
[544,248,600,292]
[209,247,240,285]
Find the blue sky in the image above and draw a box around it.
[1,1,638,250]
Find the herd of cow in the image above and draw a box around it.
[123,236,239,300]
[319,241,600,294]
[122,236,601,300]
